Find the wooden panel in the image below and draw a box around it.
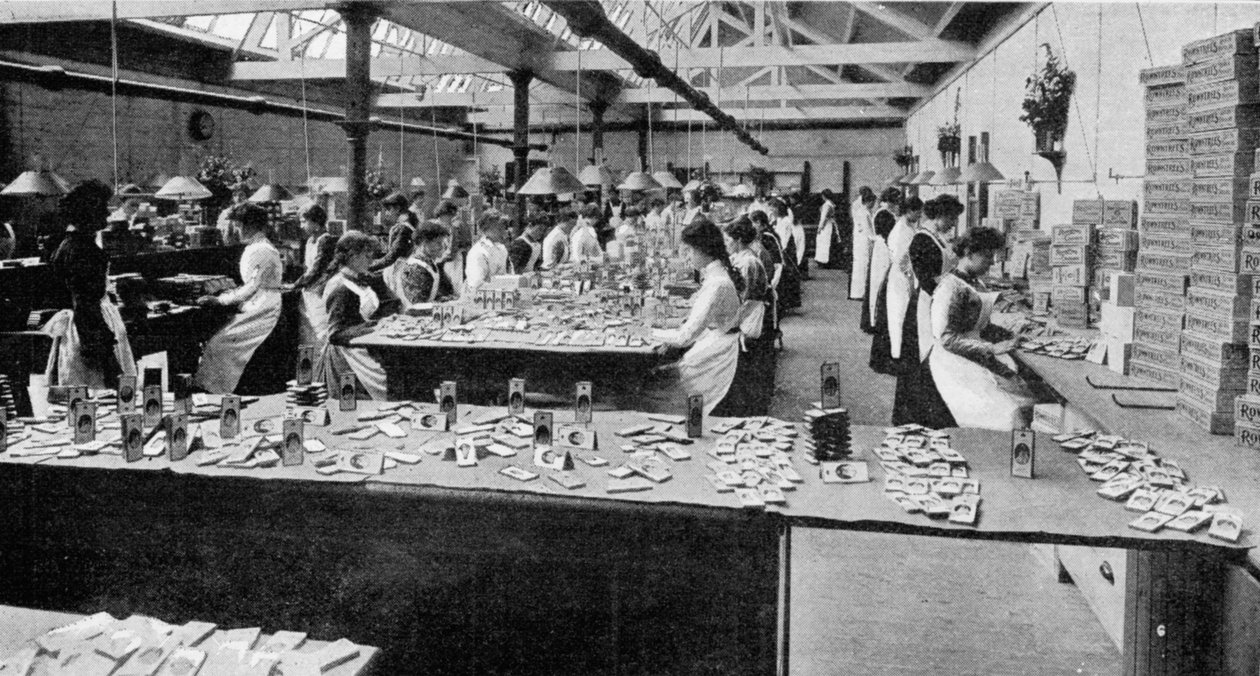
[1123,549,1225,675]
[1221,564,1260,675]
[1057,544,1127,651]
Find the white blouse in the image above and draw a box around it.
[654,260,741,347]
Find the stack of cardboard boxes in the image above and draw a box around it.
[1049,219,1093,328]
[1131,63,1191,391]
[1177,29,1258,433]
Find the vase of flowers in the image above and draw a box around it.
[1021,43,1075,189]
[893,146,915,170]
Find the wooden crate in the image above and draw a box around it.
[1234,417,1260,448]
[1239,248,1260,273]
[1180,352,1249,391]
[1133,343,1182,371]
[1096,249,1138,272]
[1190,200,1249,223]
[1051,224,1094,245]
[1146,83,1188,106]
[1136,286,1187,313]
[1050,244,1093,267]
[1232,394,1260,426]
[1098,228,1140,250]
[1051,264,1089,286]
[1072,199,1104,225]
[1191,176,1253,201]
[1103,201,1138,227]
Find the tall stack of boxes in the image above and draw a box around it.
[1131,63,1190,390]
[1050,218,1093,329]
[1179,29,1257,434]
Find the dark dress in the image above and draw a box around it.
[507,234,542,274]
[763,231,801,313]
[866,210,898,374]
[326,273,402,346]
[891,231,956,429]
[51,230,121,384]
[710,250,774,417]
[369,215,417,273]
[401,256,456,305]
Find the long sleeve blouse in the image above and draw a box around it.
[655,260,741,348]
[325,271,401,346]
[219,239,283,306]
[935,271,1016,378]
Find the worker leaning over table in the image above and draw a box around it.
[463,211,510,295]
[44,180,137,390]
[508,212,550,274]
[542,208,576,269]
[401,220,457,306]
[320,231,402,400]
[193,202,284,394]
[570,203,605,264]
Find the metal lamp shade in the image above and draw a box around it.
[959,160,1005,184]
[308,177,348,194]
[682,179,704,193]
[651,171,683,189]
[578,163,615,187]
[442,179,469,199]
[1,170,70,196]
[155,176,213,201]
[116,183,146,197]
[617,171,662,191]
[518,166,589,196]
[909,170,936,185]
[929,166,962,186]
[249,184,293,203]
[724,183,754,199]
[409,177,427,189]
[897,171,917,185]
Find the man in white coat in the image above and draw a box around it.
[849,186,877,300]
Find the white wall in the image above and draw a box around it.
[906,3,1260,226]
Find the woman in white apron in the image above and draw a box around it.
[813,190,838,268]
[322,232,403,400]
[863,187,900,337]
[369,192,418,300]
[649,218,745,416]
[722,216,775,416]
[928,226,1034,431]
[873,196,923,374]
[44,181,136,390]
[401,221,457,305]
[892,194,963,428]
[194,204,283,394]
[849,187,876,300]
[294,204,335,361]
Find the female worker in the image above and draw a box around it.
[369,191,418,299]
[813,189,839,269]
[928,227,1034,430]
[891,194,964,428]
[193,203,283,394]
[863,187,901,338]
[723,216,775,416]
[44,180,136,389]
[293,204,336,357]
[871,196,923,376]
[401,221,457,305]
[849,187,876,302]
[321,231,402,400]
[650,218,746,416]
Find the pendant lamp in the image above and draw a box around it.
[147,173,173,191]
[930,166,962,186]
[725,183,754,199]
[909,170,936,185]
[1,169,70,196]
[154,176,213,201]
[116,183,147,197]
[960,132,1005,184]
[308,176,348,194]
[249,183,293,203]
[442,178,469,199]
[617,171,662,191]
[682,179,703,193]
[578,162,615,187]
[409,176,427,190]
[651,170,683,190]
[518,166,588,196]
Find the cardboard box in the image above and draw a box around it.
[1190,127,1260,155]
[1147,157,1193,177]
[1232,394,1260,426]
[1185,310,1250,342]
[1183,54,1260,87]
[1051,224,1094,245]
[1240,248,1260,274]
[1181,352,1249,390]
[1175,395,1235,434]
[1137,233,1191,253]
[1051,285,1087,306]
[1146,82,1187,106]
[1192,152,1256,179]
[1248,200,1260,223]
[1192,176,1253,202]
[1133,324,1180,352]
[1140,214,1190,236]
[1136,307,1187,333]
[1147,103,1188,124]
[1136,285,1187,312]
[1250,299,1260,321]
[1190,269,1252,295]
[1147,119,1188,141]
[1130,359,1182,389]
[1186,287,1249,318]
[1234,418,1260,448]
[1051,264,1089,286]
[1140,64,1186,87]
[1178,371,1244,412]
[1050,245,1092,267]
[1095,249,1138,271]
[1102,201,1138,227]
[1098,228,1141,250]
[1136,271,1189,296]
[1071,199,1104,225]
[993,190,1024,219]
[1191,223,1243,247]
[1178,331,1249,368]
[1146,137,1191,158]
[1100,302,1136,339]
[1138,251,1193,273]
[1192,244,1245,272]
[1188,80,1260,110]
[1020,192,1041,221]
[1106,339,1134,375]
[1248,369,1260,396]
[1144,178,1193,199]
[1144,197,1193,216]
[1109,272,1136,306]
[1182,29,1254,65]
[1249,321,1260,348]
[1134,343,1182,371]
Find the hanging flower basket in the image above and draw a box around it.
[893,146,915,169]
[1021,44,1075,156]
[937,122,961,165]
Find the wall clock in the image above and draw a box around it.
[188,110,216,141]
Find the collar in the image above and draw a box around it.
[701,259,726,281]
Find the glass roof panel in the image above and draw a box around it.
[210,13,253,41]
[183,15,214,32]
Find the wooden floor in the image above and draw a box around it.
[775,266,1121,675]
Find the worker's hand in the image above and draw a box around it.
[196,295,220,306]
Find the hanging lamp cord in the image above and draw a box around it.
[110,1,120,189]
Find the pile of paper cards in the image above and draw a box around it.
[1055,430,1241,541]
[285,381,329,407]
[1018,336,1095,360]
[803,408,851,461]
[698,416,807,508]
[0,611,364,676]
[877,425,981,526]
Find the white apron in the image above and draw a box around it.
[867,238,890,325]
[680,330,740,415]
[512,236,542,274]
[320,275,388,401]
[917,232,956,361]
[849,201,872,300]
[385,259,409,304]
[814,201,835,265]
[299,238,331,363]
[651,262,741,416]
[885,218,916,360]
[43,299,137,389]
[928,278,1032,430]
[195,241,283,394]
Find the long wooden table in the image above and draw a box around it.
[2,392,1252,674]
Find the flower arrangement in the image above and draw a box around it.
[197,155,256,217]
[479,166,504,203]
[937,122,961,155]
[364,168,396,202]
[1020,43,1076,150]
[893,146,915,168]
